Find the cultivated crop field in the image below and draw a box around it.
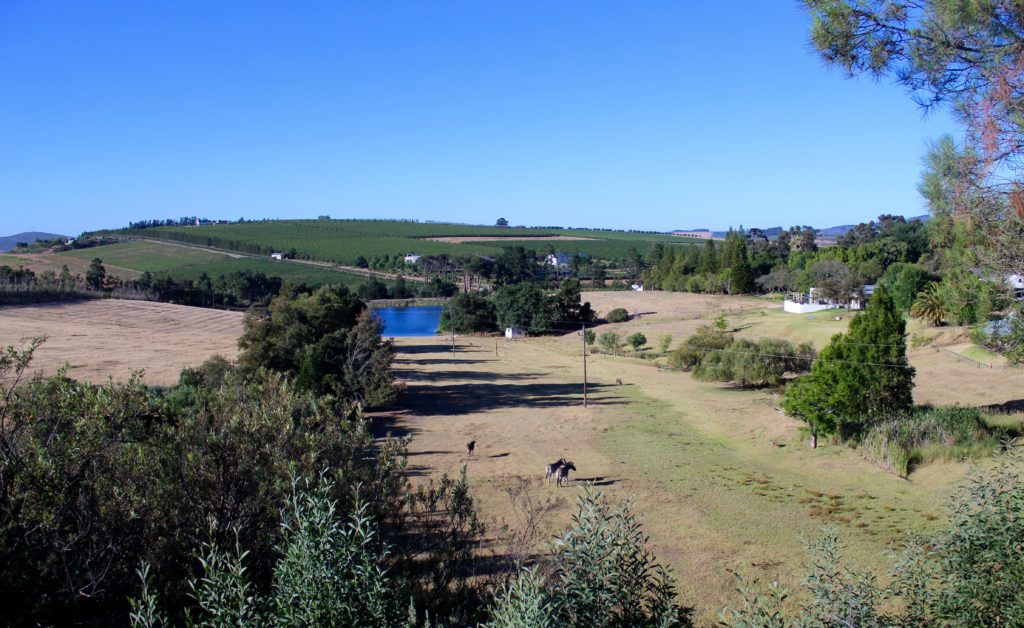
[97,219,700,265]
[0,300,243,386]
[381,291,1024,622]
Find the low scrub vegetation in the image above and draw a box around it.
[860,407,999,478]
[667,325,814,388]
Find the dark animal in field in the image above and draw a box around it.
[545,458,568,483]
[555,461,577,487]
[615,378,623,385]
[466,440,476,456]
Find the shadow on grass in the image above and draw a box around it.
[401,380,624,416]
[393,369,538,382]
[575,476,618,487]
[981,398,1024,414]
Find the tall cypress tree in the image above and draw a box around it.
[696,239,718,275]
[784,285,914,444]
[729,239,755,294]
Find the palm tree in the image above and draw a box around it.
[911,284,946,326]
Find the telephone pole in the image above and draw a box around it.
[582,322,588,408]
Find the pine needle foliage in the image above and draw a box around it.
[784,285,914,440]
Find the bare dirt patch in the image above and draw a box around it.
[424,235,597,243]
[0,300,243,386]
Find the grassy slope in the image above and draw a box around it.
[95,219,700,265]
[60,241,230,272]
[57,240,379,288]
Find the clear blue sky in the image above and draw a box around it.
[0,1,959,236]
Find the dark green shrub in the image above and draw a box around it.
[606,307,630,323]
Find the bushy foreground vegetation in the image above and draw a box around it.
[723,447,1024,626]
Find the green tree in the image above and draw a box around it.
[728,238,755,294]
[659,334,673,354]
[551,278,595,325]
[584,329,596,346]
[238,285,398,406]
[493,282,552,334]
[626,332,647,351]
[910,283,947,326]
[880,263,935,311]
[440,292,497,333]
[85,257,106,290]
[494,246,536,286]
[599,332,621,355]
[784,285,914,443]
[696,239,719,276]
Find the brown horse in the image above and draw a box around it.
[466,440,476,456]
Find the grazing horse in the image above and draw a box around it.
[545,458,567,483]
[615,378,623,385]
[466,440,476,456]
[555,461,577,487]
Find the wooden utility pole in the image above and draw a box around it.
[450,303,456,355]
[582,323,588,408]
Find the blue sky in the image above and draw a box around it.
[0,1,959,236]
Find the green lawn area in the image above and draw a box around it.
[60,241,230,273]
[166,258,376,288]
[730,307,851,348]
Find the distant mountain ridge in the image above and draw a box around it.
[0,232,67,253]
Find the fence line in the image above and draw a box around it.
[934,346,993,369]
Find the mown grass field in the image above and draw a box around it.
[95,218,700,265]
[60,240,231,273]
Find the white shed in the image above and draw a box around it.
[504,327,526,339]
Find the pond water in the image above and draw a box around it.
[374,305,443,337]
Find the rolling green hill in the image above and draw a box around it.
[58,240,378,288]
[96,219,699,265]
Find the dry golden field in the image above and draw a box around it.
[0,300,243,386]
[380,291,1024,622]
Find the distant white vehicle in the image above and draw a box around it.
[270,252,284,260]
[404,254,421,264]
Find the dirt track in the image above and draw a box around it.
[0,300,243,386]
